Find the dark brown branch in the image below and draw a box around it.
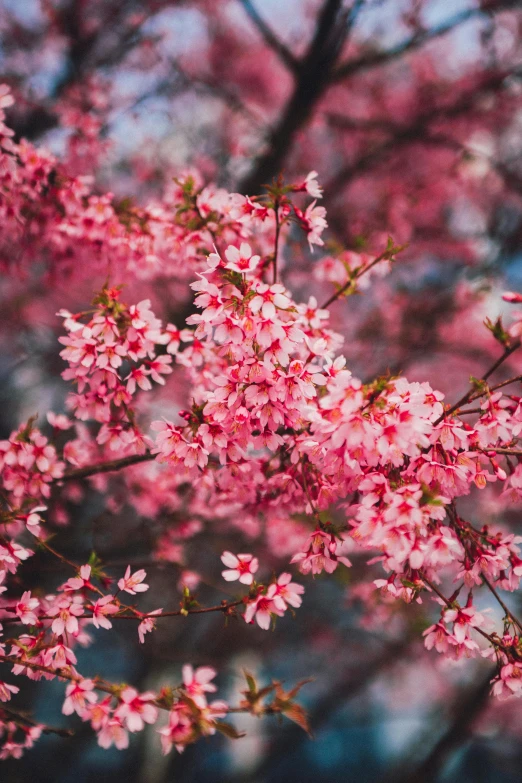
[324,66,519,197]
[273,197,282,283]
[246,637,410,782]
[0,599,244,625]
[333,2,516,83]
[481,573,522,633]
[391,669,494,783]
[433,340,521,425]
[11,1,146,141]
[59,451,155,482]
[239,0,351,194]
[239,0,299,74]
[0,705,74,738]
[483,447,522,457]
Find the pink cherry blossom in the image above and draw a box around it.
[181,665,217,709]
[15,592,40,625]
[118,566,149,595]
[48,597,84,636]
[224,243,261,274]
[115,687,158,732]
[0,682,19,702]
[91,596,120,630]
[62,679,97,716]
[221,551,259,585]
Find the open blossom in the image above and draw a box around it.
[85,697,112,731]
[97,718,129,750]
[15,591,40,625]
[47,412,73,430]
[159,701,196,755]
[115,687,158,732]
[0,742,24,760]
[221,552,259,585]
[249,282,291,318]
[244,591,285,630]
[224,242,260,274]
[443,603,488,643]
[159,697,228,755]
[20,505,47,537]
[242,572,304,630]
[118,566,149,595]
[62,679,97,716]
[269,572,304,610]
[181,665,217,709]
[48,596,84,636]
[294,200,327,249]
[492,662,522,698]
[296,170,323,199]
[64,564,93,592]
[423,621,455,654]
[91,595,120,630]
[48,643,77,669]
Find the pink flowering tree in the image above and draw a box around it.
[2,1,522,780]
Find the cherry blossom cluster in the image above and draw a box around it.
[58,288,173,449]
[139,195,522,699]
[0,420,64,507]
[59,665,228,755]
[4,76,522,760]
[221,551,304,630]
[0,85,284,291]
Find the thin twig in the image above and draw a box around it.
[320,247,391,309]
[434,340,521,426]
[0,600,244,625]
[273,198,281,284]
[421,575,503,649]
[0,705,74,738]
[333,6,504,82]
[481,573,522,634]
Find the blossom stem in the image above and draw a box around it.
[435,340,521,425]
[480,573,522,634]
[320,248,390,309]
[421,574,508,651]
[447,503,522,634]
[273,198,281,284]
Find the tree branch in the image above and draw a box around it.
[333,3,516,83]
[434,339,521,425]
[59,452,155,482]
[239,0,299,74]
[324,66,519,197]
[391,668,494,783]
[239,0,351,194]
[0,705,74,738]
[0,599,244,625]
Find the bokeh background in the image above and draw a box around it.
[1,1,522,781]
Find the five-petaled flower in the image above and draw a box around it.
[221,552,259,585]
